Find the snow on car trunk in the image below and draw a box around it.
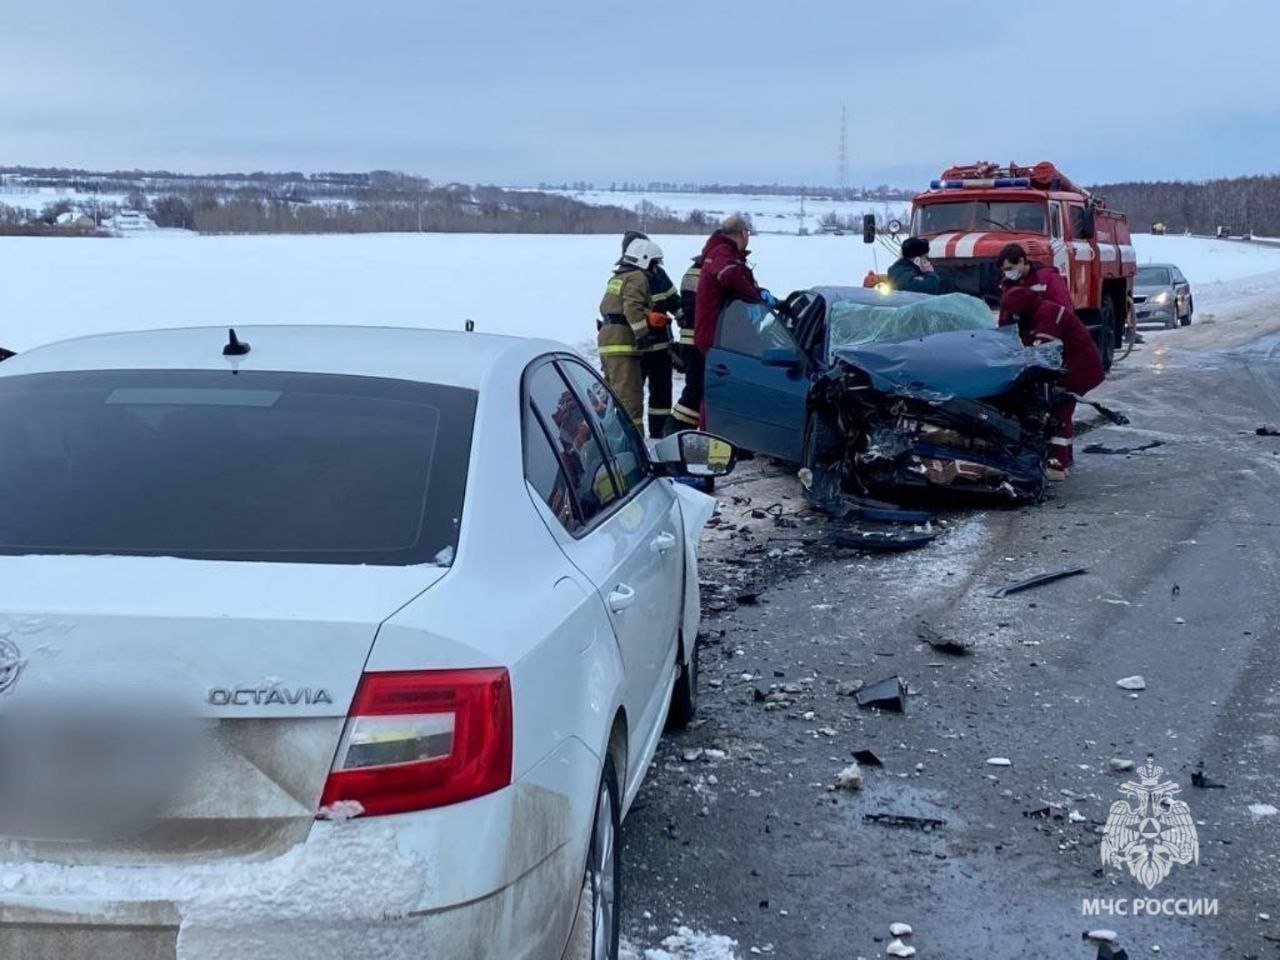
[0,555,444,860]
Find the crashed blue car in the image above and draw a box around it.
[703,288,1064,506]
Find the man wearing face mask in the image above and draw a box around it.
[1000,285,1104,481]
[997,243,1071,321]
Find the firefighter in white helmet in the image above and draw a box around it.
[598,237,673,435]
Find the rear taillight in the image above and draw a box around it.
[319,668,512,818]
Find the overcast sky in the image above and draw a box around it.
[1,0,1275,188]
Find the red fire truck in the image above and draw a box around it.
[897,161,1135,368]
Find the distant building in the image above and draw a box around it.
[55,210,96,229]
[109,210,157,232]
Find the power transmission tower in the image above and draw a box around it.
[836,105,848,197]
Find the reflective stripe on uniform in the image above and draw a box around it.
[1049,437,1072,446]
[678,328,695,344]
[599,344,639,356]
[604,277,624,294]
[672,403,699,424]
[648,407,672,416]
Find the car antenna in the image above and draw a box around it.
[223,328,251,356]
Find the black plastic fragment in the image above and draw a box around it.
[990,567,1087,599]
[1082,440,1165,455]
[831,529,937,553]
[855,675,906,712]
[848,495,933,525]
[852,749,883,767]
[862,813,946,831]
[1257,425,1280,437]
[1191,765,1226,789]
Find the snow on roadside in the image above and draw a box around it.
[621,927,741,960]
[1,231,1277,357]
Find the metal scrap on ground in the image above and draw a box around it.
[916,620,972,655]
[855,675,907,712]
[990,567,1087,598]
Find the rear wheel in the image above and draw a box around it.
[1181,297,1194,326]
[587,759,621,960]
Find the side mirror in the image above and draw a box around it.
[652,431,738,478]
[861,213,876,244]
[761,345,800,368]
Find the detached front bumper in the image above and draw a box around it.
[0,738,598,960]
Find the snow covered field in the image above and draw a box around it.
[542,188,909,233]
[2,231,1278,356]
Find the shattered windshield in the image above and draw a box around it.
[826,292,997,360]
[913,200,1046,234]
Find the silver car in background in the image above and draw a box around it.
[1133,263,1193,328]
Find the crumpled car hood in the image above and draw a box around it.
[831,326,1062,400]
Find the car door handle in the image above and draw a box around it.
[607,583,636,613]
[650,532,677,554]
[711,363,730,377]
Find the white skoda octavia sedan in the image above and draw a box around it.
[0,326,733,960]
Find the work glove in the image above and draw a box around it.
[759,289,778,308]
[646,310,671,328]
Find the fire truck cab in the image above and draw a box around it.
[902,161,1135,368]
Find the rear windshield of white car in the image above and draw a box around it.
[0,369,475,565]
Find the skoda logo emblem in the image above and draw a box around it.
[0,638,23,694]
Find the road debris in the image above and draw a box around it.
[834,763,863,791]
[836,680,864,697]
[1024,804,1066,820]
[1248,803,1279,817]
[852,749,883,767]
[1257,425,1280,437]
[1109,758,1135,772]
[986,757,1012,767]
[831,529,937,553]
[1082,440,1165,455]
[1115,675,1146,691]
[1190,765,1226,789]
[888,923,913,938]
[990,566,1087,598]
[1084,929,1118,944]
[885,939,916,957]
[855,675,907,713]
[863,813,946,831]
[916,620,972,655]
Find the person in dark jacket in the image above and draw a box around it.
[1001,285,1105,480]
[667,255,704,433]
[998,242,1071,321]
[693,215,771,356]
[887,237,942,294]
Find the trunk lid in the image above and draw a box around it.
[0,555,443,864]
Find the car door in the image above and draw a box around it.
[704,300,810,462]
[525,357,682,759]
[1171,267,1191,314]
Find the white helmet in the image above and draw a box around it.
[622,238,664,271]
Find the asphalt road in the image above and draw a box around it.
[622,323,1280,959]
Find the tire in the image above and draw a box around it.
[586,759,621,960]
[667,636,698,730]
[1181,297,1193,327]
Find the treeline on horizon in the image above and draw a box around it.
[1090,174,1280,235]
